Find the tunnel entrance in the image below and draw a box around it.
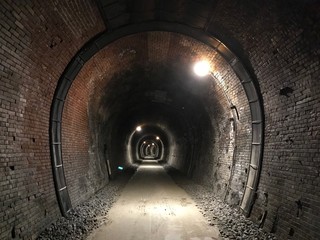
[49,23,264,218]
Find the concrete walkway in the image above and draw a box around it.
[87,161,220,240]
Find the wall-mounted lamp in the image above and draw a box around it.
[193,60,210,77]
[193,61,238,120]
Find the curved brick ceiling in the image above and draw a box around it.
[0,1,319,240]
[79,31,234,129]
[63,30,241,187]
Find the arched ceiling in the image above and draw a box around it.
[95,0,217,30]
[52,25,261,216]
[78,31,239,128]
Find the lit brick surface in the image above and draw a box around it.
[207,1,320,239]
[0,0,319,239]
[0,0,105,239]
[66,31,252,213]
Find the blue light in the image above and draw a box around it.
[118,166,124,170]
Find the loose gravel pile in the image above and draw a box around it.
[165,166,277,240]
[37,169,135,240]
[38,165,276,240]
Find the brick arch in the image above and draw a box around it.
[50,22,264,216]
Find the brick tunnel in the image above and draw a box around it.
[0,1,319,239]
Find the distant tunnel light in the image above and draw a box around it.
[118,166,124,170]
[136,126,142,132]
[193,61,210,77]
[156,136,160,140]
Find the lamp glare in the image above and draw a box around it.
[193,61,210,77]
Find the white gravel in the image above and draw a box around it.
[37,169,135,240]
[165,166,277,240]
[37,165,277,240]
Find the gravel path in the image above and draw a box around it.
[37,169,135,240]
[37,165,277,240]
[165,166,277,240]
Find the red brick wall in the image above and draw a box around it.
[61,60,111,207]
[208,1,320,239]
[0,0,104,239]
[67,31,252,209]
[1,0,319,239]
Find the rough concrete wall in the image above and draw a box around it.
[207,1,320,239]
[0,1,104,239]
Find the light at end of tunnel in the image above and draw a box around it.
[118,166,124,171]
[193,61,210,77]
[152,143,155,145]
[143,141,146,144]
[156,136,160,140]
[136,126,142,132]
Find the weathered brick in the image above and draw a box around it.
[1,1,319,240]
[0,0,105,238]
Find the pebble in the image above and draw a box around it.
[166,167,277,240]
[37,169,135,240]
[38,166,277,240]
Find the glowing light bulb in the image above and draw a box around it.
[193,61,210,77]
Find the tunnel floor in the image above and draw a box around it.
[87,160,220,240]
[37,162,277,240]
